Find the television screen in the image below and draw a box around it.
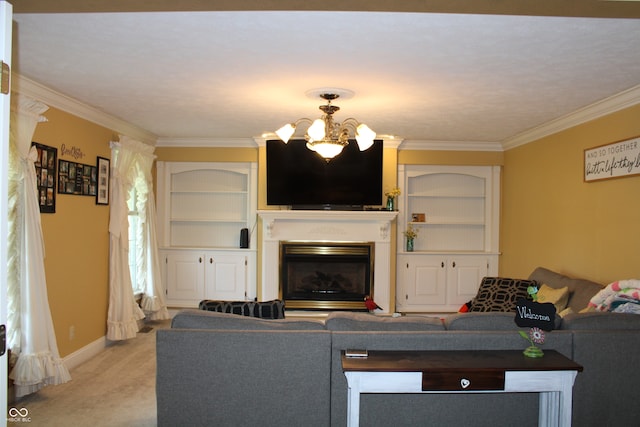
[266,139,383,209]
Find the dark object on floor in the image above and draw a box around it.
[138,326,154,333]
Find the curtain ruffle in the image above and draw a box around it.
[10,351,72,398]
[140,295,170,320]
[106,317,143,341]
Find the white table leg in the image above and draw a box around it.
[345,372,361,427]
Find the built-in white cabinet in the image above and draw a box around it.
[157,162,257,306]
[396,165,500,312]
[162,250,254,307]
[397,254,495,312]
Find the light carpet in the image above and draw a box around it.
[9,319,170,427]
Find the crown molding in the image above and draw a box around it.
[502,84,640,150]
[12,73,157,144]
[156,137,258,147]
[399,140,504,152]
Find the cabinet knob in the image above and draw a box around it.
[199,257,202,263]
[452,261,456,268]
[209,258,213,264]
[441,262,444,268]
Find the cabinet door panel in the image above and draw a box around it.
[205,254,246,300]
[166,252,204,301]
[447,257,487,305]
[402,257,446,306]
[414,265,446,305]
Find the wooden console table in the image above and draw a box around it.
[342,350,583,427]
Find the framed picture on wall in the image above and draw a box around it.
[32,142,57,213]
[96,156,110,205]
[58,159,97,196]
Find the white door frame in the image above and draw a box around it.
[1,1,13,424]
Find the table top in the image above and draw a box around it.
[342,350,583,373]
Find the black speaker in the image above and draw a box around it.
[240,228,249,248]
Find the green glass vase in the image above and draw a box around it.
[406,237,414,252]
[386,196,395,211]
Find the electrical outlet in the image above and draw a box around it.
[69,325,75,340]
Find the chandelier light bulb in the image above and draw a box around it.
[307,118,326,141]
[355,124,376,151]
[275,123,296,143]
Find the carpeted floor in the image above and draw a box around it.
[10,319,170,427]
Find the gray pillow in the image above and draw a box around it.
[325,311,444,331]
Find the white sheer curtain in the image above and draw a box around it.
[7,94,71,398]
[107,136,168,340]
[135,146,169,320]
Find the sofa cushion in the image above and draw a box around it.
[445,312,522,330]
[536,284,569,313]
[560,311,640,330]
[199,299,285,319]
[468,277,534,312]
[445,311,562,330]
[172,309,326,330]
[325,312,444,331]
[528,267,604,312]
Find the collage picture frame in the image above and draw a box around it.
[32,142,57,213]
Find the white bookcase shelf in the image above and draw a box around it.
[396,165,501,312]
[156,161,258,306]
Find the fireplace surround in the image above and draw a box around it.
[258,210,398,313]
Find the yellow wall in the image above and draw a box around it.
[501,104,640,284]
[32,107,113,358]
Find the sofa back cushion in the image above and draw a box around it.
[528,267,603,312]
[172,309,326,330]
[561,311,640,330]
[325,311,444,331]
[445,311,563,330]
[445,312,522,330]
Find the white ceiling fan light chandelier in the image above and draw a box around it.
[276,91,376,161]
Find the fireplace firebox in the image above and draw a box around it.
[279,241,374,310]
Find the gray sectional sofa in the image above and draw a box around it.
[156,268,640,426]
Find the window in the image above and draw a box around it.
[127,186,143,295]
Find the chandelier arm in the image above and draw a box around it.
[293,118,313,128]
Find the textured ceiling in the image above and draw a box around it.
[11,9,640,147]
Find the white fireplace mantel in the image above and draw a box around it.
[258,210,398,314]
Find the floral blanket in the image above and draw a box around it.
[588,280,640,314]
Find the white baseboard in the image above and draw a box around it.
[62,336,107,371]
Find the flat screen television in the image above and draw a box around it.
[266,139,383,209]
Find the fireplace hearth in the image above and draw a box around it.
[280,242,374,310]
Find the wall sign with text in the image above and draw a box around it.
[584,136,640,182]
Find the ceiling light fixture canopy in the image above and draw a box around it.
[276,92,376,161]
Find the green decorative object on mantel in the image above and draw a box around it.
[384,187,400,211]
[386,196,395,211]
